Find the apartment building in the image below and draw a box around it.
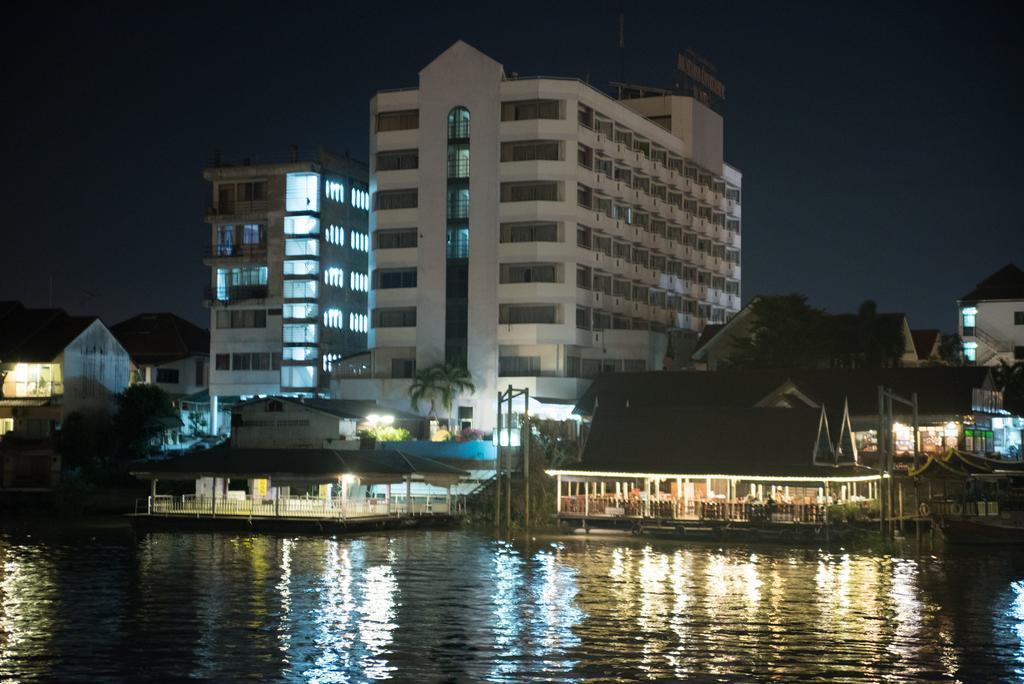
[337,41,742,431]
[203,150,370,428]
[958,264,1024,365]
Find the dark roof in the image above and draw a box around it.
[910,329,941,359]
[130,447,468,479]
[234,396,422,421]
[960,264,1024,302]
[575,370,793,414]
[110,313,209,366]
[0,302,99,363]
[576,367,993,419]
[692,324,724,354]
[577,406,867,478]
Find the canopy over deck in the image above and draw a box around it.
[564,405,875,482]
[130,447,469,486]
[908,449,1024,480]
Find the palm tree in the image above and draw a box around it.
[409,365,443,418]
[407,362,475,422]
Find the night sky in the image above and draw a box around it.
[3,1,1021,332]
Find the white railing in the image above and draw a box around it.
[139,493,461,519]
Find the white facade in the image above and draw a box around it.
[337,41,742,431]
[203,151,370,409]
[958,265,1024,366]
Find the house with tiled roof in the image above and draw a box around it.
[111,313,209,398]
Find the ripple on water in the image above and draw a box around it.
[1,526,1024,681]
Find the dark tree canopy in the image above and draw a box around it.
[112,384,177,460]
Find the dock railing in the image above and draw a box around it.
[559,495,869,525]
[137,493,462,520]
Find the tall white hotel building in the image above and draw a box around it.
[334,41,742,431]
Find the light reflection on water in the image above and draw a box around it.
[1,525,1024,681]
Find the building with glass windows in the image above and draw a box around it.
[203,150,369,428]
[335,41,742,432]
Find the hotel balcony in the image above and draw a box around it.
[202,243,268,265]
[205,200,270,220]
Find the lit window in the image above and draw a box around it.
[284,216,320,235]
[351,188,369,211]
[283,324,318,343]
[285,238,319,256]
[964,341,978,362]
[283,279,318,299]
[322,308,344,329]
[323,267,345,288]
[285,172,320,212]
[962,307,977,331]
[281,365,316,388]
[283,260,319,276]
[283,303,317,319]
[325,179,345,202]
[282,346,317,361]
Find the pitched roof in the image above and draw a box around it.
[960,264,1024,302]
[110,313,209,366]
[0,302,99,363]
[692,324,724,354]
[910,329,941,359]
[577,406,867,478]
[130,447,468,480]
[575,366,993,419]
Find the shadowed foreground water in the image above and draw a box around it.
[1,521,1023,682]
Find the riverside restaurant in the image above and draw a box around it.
[129,447,469,532]
[550,405,882,541]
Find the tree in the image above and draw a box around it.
[730,294,828,369]
[853,299,906,368]
[408,362,475,422]
[993,361,1024,416]
[112,384,177,460]
[936,334,965,367]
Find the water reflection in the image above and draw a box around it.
[2,525,1024,681]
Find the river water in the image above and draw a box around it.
[1,519,1023,682]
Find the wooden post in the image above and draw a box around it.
[212,478,217,517]
[878,386,886,537]
[446,484,451,514]
[898,480,904,533]
[495,391,502,530]
[149,478,157,514]
[386,482,391,516]
[523,388,530,529]
[275,485,280,517]
[405,475,412,515]
[340,477,347,519]
[556,474,562,513]
[584,480,590,517]
[506,385,513,529]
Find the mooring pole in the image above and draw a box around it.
[523,388,530,530]
[495,391,502,530]
[506,385,513,530]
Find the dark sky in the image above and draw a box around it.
[3,1,1022,333]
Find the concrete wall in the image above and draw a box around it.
[60,319,130,416]
[232,400,357,449]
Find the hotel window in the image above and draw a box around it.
[352,188,370,211]
[323,267,345,288]
[283,347,317,362]
[282,303,317,320]
[232,353,252,371]
[285,172,320,212]
[501,182,560,202]
[375,308,417,328]
[1015,312,1024,325]
[376,109,419,131]
[576,225,592,248]
[217,225,235,255]
[501,264,558,284]
[499,304,558,325]
[283,279,318,299]
[216,309,267,328]
[349,313,368,332]
[500,140,561,162]
[283,324,318,343]
[155,368,179,384]
[501,99,562,121]
[500,221,559,244]
[375,189,418,210]
[593,311,611,331]
[376,149,419,171]
[283,260,319,276]
[376,269,417,289]
[592,274,612,295]
[576,306,591,330]
[281,365,317,388]
[284,216,319,236]
[376,229,418,249]
[251,353,271,371]
[577,266,592,289]
[215,354,230,370]
[325,179,344,202]
[566,356,582,377]
[285,238,319,257]
[1016,346,1024,360]
[499,356,541,376]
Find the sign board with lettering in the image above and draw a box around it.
[673,51,726,114]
